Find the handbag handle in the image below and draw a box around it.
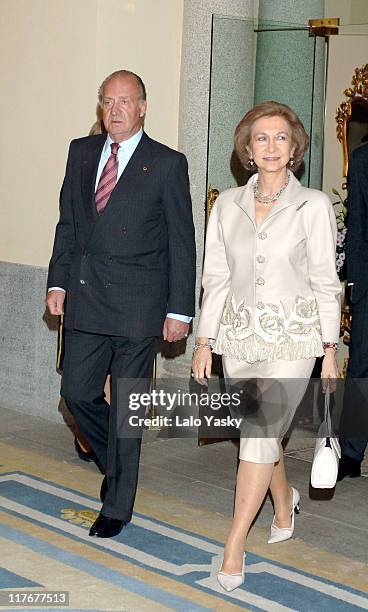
[324,388,332,435]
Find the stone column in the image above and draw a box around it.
[159,0,254,378]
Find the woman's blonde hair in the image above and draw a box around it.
[89,104,106,136]
[234,101,309,172]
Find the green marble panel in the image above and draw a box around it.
[255,0,325,187]
[207,15,255,190]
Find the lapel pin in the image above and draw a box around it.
[142,166,148,172]
[296,200,308,211]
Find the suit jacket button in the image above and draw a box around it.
[258,232,267,240]
[256,277,265,286]
[80,279,86,285]
[256,255,265,263]
[122,227,127,235]
[257,301,265,309]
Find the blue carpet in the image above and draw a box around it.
[1,471,367,611]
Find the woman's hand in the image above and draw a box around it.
[321,348,339,392]
[192,338,212,385]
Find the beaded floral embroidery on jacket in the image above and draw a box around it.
[215,295,324,362]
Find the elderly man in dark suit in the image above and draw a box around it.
[338,142,368,480]
[46,70,196,536]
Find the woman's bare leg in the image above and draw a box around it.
[222,460,274,573]
[222,447,296,572]
[269,446,293,528]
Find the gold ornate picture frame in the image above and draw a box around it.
[336,64,368,177]
[205,186,220,226]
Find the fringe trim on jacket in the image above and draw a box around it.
[214,328,324,363]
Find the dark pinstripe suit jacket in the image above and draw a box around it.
[47,132,196,336]
[346,143,368,304]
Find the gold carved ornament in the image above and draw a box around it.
[205,186,219,226]
[336,63,368,177]
[199,186,227,447]
[334,66,368,347]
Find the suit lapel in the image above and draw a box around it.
[233,178,256,227]
[104,131,153,210]
[81,134,106,221]
[80,131,152,221]
[233,172,308,229]
[264,172,306,220]
[86,133,154,245]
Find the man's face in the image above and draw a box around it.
[101,75,147,142]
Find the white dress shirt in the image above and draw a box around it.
[95,129,143,188]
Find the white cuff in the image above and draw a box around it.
[166,313,192,323]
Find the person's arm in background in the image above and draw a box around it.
[306,193,341,385]
[346,146,368,302]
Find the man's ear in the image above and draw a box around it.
[140,100,147,118]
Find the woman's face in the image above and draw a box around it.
[247,115,294,174]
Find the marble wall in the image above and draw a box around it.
[171,0,254,378]
[0,263,62,420]
[207,14,255,191]
[254,0,325,188]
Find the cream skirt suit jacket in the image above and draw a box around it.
[197,173,341,462]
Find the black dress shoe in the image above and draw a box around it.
[74,437,95,463]
[100,476,108,502]
[337,455,361,481]
[89,513,126,538]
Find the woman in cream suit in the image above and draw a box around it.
[192,101,341,592]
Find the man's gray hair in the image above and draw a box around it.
[98,70,147,106]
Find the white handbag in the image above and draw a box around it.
[311,389,341,489]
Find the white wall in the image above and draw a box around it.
[0,0,184,267]
[0,0,97,267]
[325,0,368,24]
[96,0,183,147]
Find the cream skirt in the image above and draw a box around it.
[222,356,316,464]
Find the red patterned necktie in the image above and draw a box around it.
[95,142,120,214]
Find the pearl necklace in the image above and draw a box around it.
[254,172,290,207]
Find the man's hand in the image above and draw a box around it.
[162,317,189,342]
[45,290,65,316]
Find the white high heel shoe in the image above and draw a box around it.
[217,553,246,592]
[268,486,300,544]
